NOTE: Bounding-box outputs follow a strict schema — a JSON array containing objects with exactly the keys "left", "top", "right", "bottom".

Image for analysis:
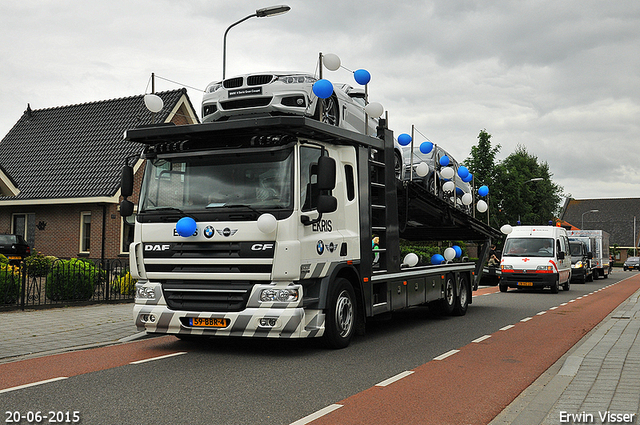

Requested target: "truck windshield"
[
  {"left": 503, "top": 237, "right": 555, "bottom": 257},
  {"left": 140, "top": 147, "right": 293, "bottom": 213}
]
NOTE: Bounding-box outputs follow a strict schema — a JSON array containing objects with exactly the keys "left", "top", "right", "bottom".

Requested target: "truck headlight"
[
  {"left": 260, "top": 288, "right": 299, "bottom": 302},
  {"left": 136, "top": 286, "right": 156, "bottom": 299}
]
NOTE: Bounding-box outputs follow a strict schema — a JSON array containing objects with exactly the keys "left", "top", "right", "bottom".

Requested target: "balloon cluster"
[
  {"left": 312, "top": 53, "right": 384, "bottom": 118},
  {"left": 431, "top": 245, "right": 463, "bottom": 264}
]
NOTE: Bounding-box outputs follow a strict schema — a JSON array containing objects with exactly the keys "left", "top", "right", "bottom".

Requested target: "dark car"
[
  {"left": 0, "top": 234, "right": 30, "bottom": 264},
  {"left": 623, "top": 256, "right": 640, "bottom": 271}
]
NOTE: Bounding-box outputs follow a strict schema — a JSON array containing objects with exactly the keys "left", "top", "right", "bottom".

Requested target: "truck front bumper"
[{"left": 134, "top": 303, "right": 325, "bottom": 339}]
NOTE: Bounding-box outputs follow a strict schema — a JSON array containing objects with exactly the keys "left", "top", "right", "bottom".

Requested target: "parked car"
[
  {"left": 402, "top": 144, "right": 472, "bottom": 213},
  {"left": 201, "top": 72, "right": 404, "bottom": 178},
  {"left": 0, "top": 234, "right": 30, "bottom": 265},
  {"left": 623, "top": 256, "right": 640, "bottom": 271}
]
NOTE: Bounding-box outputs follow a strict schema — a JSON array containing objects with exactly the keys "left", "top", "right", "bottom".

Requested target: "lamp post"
[
  {"left": 223, "top": 5, "right": 290, "bottom": 79},
  {"left": 518, "top": 177, "right": 543, "bottom": 223},
  {"left": 581, "top": 209, "right": 599, "bottom": 230}
]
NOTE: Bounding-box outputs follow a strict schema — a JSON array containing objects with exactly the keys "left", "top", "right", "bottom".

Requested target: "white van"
[{"left": 500, "top": 226, "right": 572, "bottom": 293}]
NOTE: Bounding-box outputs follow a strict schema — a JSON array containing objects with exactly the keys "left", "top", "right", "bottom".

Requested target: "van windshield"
[
  {"left": 570, "top": 243, "right": 584, "bottom": 256},
  {"left": 503, "top": 237, "right": 554, "bottom": 257}
]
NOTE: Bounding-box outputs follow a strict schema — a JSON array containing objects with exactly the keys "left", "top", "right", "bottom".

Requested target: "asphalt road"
[{"left": 0, "top": 273, "right": 634, "bottom": 425}]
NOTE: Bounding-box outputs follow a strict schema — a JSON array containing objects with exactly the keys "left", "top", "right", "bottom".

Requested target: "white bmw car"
[{"left": 202, "top": 72, "right": 404, "bottom": 178}]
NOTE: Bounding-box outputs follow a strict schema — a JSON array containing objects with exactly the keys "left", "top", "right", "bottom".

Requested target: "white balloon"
[
  {"left": 403, "top": 253, "right": 419, "bottom": 267},
  {"left": 477, "top": 200, "right": 488, "bottom": 213},
  {"left": 444, "top": 247, "right": 456, "bottom": 261},
  {"left": 257, "top": 213, "right": 277, "bottom": 234},
  {"left": 144, "top": 94, "right": 164, "bottom": 113},
  {"left": 443, "top": 181, "right": 455, "bottom": 192},
  {"left": 462, "top": 193, "right": 473, "bottom": 205},
  {"left": 500, "top": 224, "right": 513, "bottom": 235},
  {"left": 415, "top": 162, "right": 429, "bottom": 177},
  {"left": 364, "top": 102, "right": 384, "bottom": 117},
  {"left": 440, "top": 167, "right": 454, "bottom": 179},
  {"left": 323, "top": 53, "right": 341, "bottom": 71}
]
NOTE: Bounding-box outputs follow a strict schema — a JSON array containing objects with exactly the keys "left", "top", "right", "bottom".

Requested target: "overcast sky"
[{"left": 2, "top": 0, "right": 639, "bottom": 200}]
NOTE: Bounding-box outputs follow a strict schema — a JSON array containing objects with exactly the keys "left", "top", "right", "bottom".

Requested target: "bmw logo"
[
  {"left": 204, "top": 226, "right": 215, "bottom": 239},
  {"left": 317, "top": 240, "right": 325, "bottom": 255}
]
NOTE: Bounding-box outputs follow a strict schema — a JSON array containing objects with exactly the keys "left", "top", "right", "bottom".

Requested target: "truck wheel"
[
  {"left": 324, "top": 278, "right": 356, "bottom": 349},
  {"left": 438, "top": 274, "right": 457, "bottom": 315},
  {"left": 592, "top": 270, "right": 599, "bottom": 280},
  {"left": 452, "top": 274, "right": 469, "bottom": 316}
]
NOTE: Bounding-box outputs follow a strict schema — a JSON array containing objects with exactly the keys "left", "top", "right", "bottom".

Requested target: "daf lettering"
[
  {"left": 144, "top": 244, "right": 171, "bottom": 252},
  {"left": 251, "top": 243, "right": 274, "bottom": 251}
]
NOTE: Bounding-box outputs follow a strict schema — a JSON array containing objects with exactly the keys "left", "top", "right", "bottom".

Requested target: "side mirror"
[
  {"left": 558, "top": 251, "right": 565, "bottom": 260},
  {"left": 317, "top": 156, "right": 336, "bottom": 191},
  {"left": 317, "top": 194, "right": 337, "bottom": 214},
  {"left": 120, "top": 200, "right": 134, "bottom": 217},
  {"left": 121, "top": 165, "right": 134, "bottom": 198},
  {"left": 587, "top": 252, "right": 593, "bottom": 259}
]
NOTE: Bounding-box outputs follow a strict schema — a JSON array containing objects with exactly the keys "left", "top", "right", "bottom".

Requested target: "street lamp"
[
  {"left": 222, "top": 5, "right": 291, "bottom": 79},
  {"left": 581, "top": 209, "right": 599, "bottom": 230},
  {"left": 518, "top": 177, "right": 543, "bottom": 223}
]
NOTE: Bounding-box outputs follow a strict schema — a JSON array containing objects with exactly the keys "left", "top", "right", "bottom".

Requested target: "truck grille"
[{"left": 162, "top": 280, "right": 254, "bottom": 312}]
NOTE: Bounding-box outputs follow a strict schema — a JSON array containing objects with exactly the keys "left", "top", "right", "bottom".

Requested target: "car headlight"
[
  {"left": 277, "top": 75, "right": 316, "bottom": 84},
  {"left": 574, "top": 261, "right": 583, "bottom": 268},
  {"left": 260, "top": 288, "right": 299, "bottom": 302},
  {"left": 205, "top": 82, "right": 223, "bottom": 93}
]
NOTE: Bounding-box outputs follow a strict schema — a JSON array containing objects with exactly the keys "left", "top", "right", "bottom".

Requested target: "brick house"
[
  {"left": 559, "top": 197, "right": 640, "bottom": 262},
  {"left": 0, "top": 89, "right": 198, "bottom": 261}
]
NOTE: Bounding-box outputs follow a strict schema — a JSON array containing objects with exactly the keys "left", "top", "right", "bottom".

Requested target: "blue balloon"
[
  {"left": 478, "top": 185, "right": 489, "bottom": 197},
  {"left": 462, "top": 172, "right": 473, "bottom": 183},
  {"left": 398, "top": 133, "right": 412, "bottom": 146},
  {"left": 420, "top": 141, "right": 433, "bottom": 154},
  {"left": 312, "top": 79, "right": 334, "bottom": 99},
  {"left": 353, "top": 69, "right": 371, "bottom": 85},
  {"left": 431, "top": 254, "right": 445, "bottom": 265},
  {"left": 176, "top": 217, "right": 197, "bottom": 237},
  {"left": 439, "top": 155, "right": 450, "bottom": 167},
  {"left": 456, "top": 187, "right": 464, "bottom": 196},
  {"left": 452, "top": 245, "right": 462, "bottom": 258},
  {"left": 457, "top": 165, "right": 469, "bottom": 179}
]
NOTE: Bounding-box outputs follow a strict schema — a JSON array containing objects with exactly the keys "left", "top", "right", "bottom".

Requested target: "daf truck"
[{"left": 120, "top": 116, "right": 501, "bottom": 348}]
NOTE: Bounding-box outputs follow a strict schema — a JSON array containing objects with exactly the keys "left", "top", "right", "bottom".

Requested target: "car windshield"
[
  {"left": 140, "top": 147, "right": 294, "bottom": 213},
  {"left": 503, "top": 237, "right": 555, "bottom": 257},
  {"left": 0, "top": 235, "right": 17, "bottom": 244},
  {"left": 626, "top": 257, "right": 639, "bottom": 264},
  {"left": 570, "top": 243, "right": 583, "bottom": 256}
]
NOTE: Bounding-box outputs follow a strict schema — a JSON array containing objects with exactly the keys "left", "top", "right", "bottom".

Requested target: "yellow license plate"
[
  {"left": 189, "top": 317, "right": 229, "bottom": 328},
  {"left": 518, "top": 282, "right": 534, "bottom": 286}
]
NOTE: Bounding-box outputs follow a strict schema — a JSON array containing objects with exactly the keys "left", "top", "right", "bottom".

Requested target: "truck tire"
[
  {"left": 324, "top": 278, "right": 356, "bottom": 349},
  {"left": 438, "top": 274, "right": 457, "bottom": 315},
  {"left": 452, "top": 274, "right": 469, "bottom": 316}
]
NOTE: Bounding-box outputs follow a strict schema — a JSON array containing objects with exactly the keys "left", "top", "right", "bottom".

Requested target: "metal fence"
[{"left": 0, "top": 258, "right": 134, "bottom": 311}]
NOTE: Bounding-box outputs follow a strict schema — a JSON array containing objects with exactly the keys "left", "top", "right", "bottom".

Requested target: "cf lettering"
[{"left": 251, "top": 243, "right": 274, "bottom": 251}]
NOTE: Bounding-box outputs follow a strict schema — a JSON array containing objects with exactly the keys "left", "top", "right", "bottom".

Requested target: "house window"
[
  {"left": 80, "top": 212, "right": 91, "bottom": 253},
  {"left": 11, "top": 214, "right": 27, "bottom": 238}
]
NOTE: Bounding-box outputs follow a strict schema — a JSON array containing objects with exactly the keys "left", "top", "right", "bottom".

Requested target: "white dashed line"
[
  {"left": 472, "top": 335, "right": 492, "bottom": 343},
  {"left": 130, "top": 352, "right": 187, "bottom": 365},
  {"left": 500, "top": 324, "right": 515, "bottom": 331},
  {"left": 376, "top": 371, "right": 415, "bottom": 387},
  {"left": 434, "top": 349, "right": 460, "bottom": 361},
  {"left": 289, "top": 404, "right": 343, "bottom": 425},
  {"left": 0, "top": 377, "right": 68, "bottom": 394}
]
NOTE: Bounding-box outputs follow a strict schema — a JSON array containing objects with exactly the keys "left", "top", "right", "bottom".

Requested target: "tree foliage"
[{"left": 465, "top": 132, "right": 564, "bottom": 229}]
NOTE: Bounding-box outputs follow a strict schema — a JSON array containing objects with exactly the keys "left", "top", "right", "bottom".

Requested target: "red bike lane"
[{"left": 307, "top": 275, "right": 640, "bottom": 425}]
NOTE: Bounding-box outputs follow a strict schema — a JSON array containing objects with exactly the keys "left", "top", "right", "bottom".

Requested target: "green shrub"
[
  {"left": 24, "top": 253, "right": 57, "bottom": 277},
  {"left": 0, "top": 254, "right": 8, "bottom": 266},
  {"left": 111, "top": 271, "right": 137, "bottom": 295},
  {"left": 45, "top": 258, "right": 99, "bottom": 301},
  {"left": 0, "top": 263, "right": 20, "bottom": 304}
]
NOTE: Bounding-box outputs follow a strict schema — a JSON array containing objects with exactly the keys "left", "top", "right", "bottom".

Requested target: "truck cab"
[{"left": 569, "top": 239, "right": 593, "bottom": 283}]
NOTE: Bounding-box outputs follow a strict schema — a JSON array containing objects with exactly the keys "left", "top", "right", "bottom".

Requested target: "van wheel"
[
  {"left": 550, "top": 278, "right": 560, "bottom": 294},
  {"left": 452, "top": 274, "right": 469, "bottom": 316},
  {"left": 563, "top": 280, "right": 570, "bottom": 291},
  {"left": 499, "top": 284, "right": 508, "bottom": 293},
  {"left": 324, "top": 278, "right": 356, "bottom": 349},
  {"left": 438, "top": 274, "right": 457, "bottom": 315}
]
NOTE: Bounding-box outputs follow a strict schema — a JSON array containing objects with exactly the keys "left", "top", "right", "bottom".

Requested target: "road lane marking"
[
  {"left": 130, "top": 351, "right": 187, "bottom": 365},
  {"left": 0, "top": 377, "right": 68, "bottom": 394},
  {"left": 537, "top": 311, "right": 547, "bottom": 315},
  {"left": 521, "top": 317, "right": 533, "bottom": 322},
  {"left": 472, "top": 335, "right": 492, "bottom": 343},
  {"left": 289, "top": 404, "right": 343, "bottom": 425},
  {"left": 434, "top": 349, "right": 460, "bottom": 361},
  {"left": 500, "top": 324, "right": 515, "bottom": 331},
  {"left": 375, "top": 371, "right": 414, "bottom": 387}
]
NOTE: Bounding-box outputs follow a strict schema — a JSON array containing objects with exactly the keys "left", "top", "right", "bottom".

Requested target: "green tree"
[
  {"left": 492, "top": 145, "right": 563, "bottom": 227},
  {"left": 464, "top": 129, "right": 501, "bottom": 188}
]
